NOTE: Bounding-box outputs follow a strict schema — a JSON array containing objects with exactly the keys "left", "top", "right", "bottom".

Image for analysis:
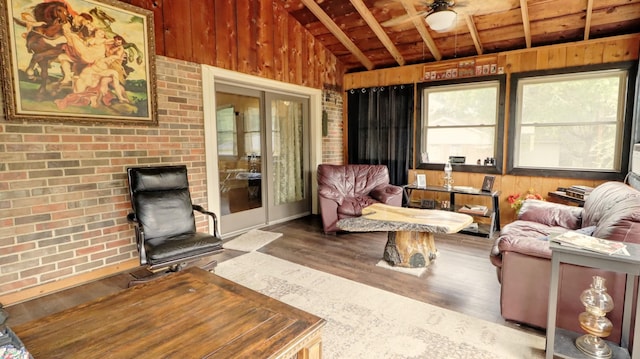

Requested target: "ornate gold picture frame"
[{"left": 0, "top": 0, "right": 157, "bottom": 124}]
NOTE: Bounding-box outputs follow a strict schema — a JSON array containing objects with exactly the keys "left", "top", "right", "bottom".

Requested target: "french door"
[{"left": 214, "top": 84, "right": 310, "bottom": 234}]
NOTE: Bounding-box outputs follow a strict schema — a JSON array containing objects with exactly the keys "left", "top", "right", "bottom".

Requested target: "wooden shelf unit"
[{"left": 403, "top": 185, "right": 501, "bottom": 238}]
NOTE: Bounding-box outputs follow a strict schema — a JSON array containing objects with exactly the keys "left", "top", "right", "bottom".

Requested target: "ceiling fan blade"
[
  {"left": 380, "top": 11, "right": 428, "bottom": 27},
  {"left": 374, "top": 0, "right": 427, "bottom": 10},
  {"left": 453, "top": 0, "right": 520, "bottom": 15}
]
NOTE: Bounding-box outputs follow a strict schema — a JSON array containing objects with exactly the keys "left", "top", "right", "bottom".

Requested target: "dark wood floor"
[{"left": 5, "top": 215, "right": 543, "bottom": 337}]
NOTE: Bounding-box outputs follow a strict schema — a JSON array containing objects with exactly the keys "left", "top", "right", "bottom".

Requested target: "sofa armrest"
[
  {"left": 497, "top": 235, "right": 552, "bottom": 260},
  {"left": 370, "top": 184, "right": 403, "bottom": 204},
  {"left": 518, "top": 199, "right": 583, "bottom": 229}
]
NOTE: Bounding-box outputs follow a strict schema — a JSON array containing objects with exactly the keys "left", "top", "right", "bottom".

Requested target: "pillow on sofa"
[{"left": 519, "top": 200, "right": 583, "bottom": 229}]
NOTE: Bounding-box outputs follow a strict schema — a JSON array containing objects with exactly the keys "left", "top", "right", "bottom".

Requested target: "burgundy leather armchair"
[
  {"left": 317, "top": 164, "right": 403, "bottom": 234},
  {"left": 490, "top": 181, "right": 640, "bottom": 344}
]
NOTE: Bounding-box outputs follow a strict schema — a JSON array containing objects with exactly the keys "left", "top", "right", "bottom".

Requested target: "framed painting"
[{"left": 0, "top": 0, "right": 157, "bottom": 125}]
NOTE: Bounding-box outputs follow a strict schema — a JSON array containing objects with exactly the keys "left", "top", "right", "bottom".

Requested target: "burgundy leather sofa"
[
  {"left": 490, "top": 181, "right": 640, "bottom": 344},
  {"left": 317, "top": 164, "right": 403, "bottom": 234}
]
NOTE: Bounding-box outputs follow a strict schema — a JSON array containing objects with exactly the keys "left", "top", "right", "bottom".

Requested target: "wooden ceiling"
[{"left": 276, "top": 0, "right": 640, "bottom": 73}]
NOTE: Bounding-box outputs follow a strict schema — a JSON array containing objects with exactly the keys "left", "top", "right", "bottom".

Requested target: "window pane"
[
  {"left": 217, "top": 132, "right": 236, "bottom": 156},
  {"left": 245, "top": 108, "right": 260, "bottom": 131},
  {"left": 216, "top": 106, "right": 237, "bottom": 156},
  {"left": 428, "top": 86, "right": 498, "bottom": 126},
  {"left": 244, "top": 133, "right": 261, "bottom": 154},
  {"left": 517, "top": 124, "right": 618, "bottom": 170},
  {"left": 421, "top": 80, "right": 500, "bottom": 166},
  {"left": 521, "top": 75, "right": 621, "bottom": 125},
  {"left": 426, "top": 127, "right": 495, "bottom": 164},
  {"left": 513, "top": 69, "right": 626, "bottom": 172},
  {"left": 216, "top": 107, "right": 235, "bottom": 131}
]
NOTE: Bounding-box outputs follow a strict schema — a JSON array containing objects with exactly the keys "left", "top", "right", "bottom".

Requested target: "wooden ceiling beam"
[
  {"left": 584, "top": 0, "right": 594, "bottom": 40},
  {"left": 519, "top": 0, "right": 532, "bottom": 48},
  {"left": 299, "top": 0, "right": 375, "bottom": 70},
  {"left": 464, "top": 14, "right": 483, "bottom": 55},
  {"left": 350, "top": 0, "right": 406, "bottom": 66},
  {"left": 399, "top": 0, "right": 442, "bottom": 61}
]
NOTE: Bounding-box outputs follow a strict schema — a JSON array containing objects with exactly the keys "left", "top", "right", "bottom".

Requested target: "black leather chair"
[{"left": 126, "top": 165, "right": 223, "bottom": 278}]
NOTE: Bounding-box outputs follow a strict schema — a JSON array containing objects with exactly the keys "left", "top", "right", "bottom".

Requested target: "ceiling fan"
[
  {"left": 378, "top": 0, "right": 464, "bottom": 32},
  {"left": 379, "top": 0, "right": 518, "bottom": 32}
]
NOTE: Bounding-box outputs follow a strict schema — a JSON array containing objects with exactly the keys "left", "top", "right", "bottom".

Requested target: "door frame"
[{"left": 201, "top": 65, "right": 322, "bottom": 237}]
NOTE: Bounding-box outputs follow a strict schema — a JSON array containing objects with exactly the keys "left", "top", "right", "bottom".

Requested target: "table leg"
[{"left": 383, "top": 231, "right": 437, "bottom": 268}]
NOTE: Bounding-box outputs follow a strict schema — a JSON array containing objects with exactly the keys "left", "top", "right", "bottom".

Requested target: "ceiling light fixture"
[{"left": 425, "top": 6, "right": 457, "bottom": 32}]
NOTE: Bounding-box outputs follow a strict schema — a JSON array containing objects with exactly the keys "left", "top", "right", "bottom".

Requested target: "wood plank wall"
[
  {"left": 122, "top": 0, "right": 343, "bottom": 88},
  {"left": 343, "top": 34, "right": 640, "bottom": 226}
]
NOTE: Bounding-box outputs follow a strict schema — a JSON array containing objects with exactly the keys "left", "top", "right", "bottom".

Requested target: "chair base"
[{"left": 128, "top": 259, "right": 218, "bottom": 287}]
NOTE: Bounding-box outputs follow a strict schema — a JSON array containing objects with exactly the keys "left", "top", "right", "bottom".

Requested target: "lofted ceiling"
[{"left": 276, "top": 0, "right": 640, "bottom": 73}]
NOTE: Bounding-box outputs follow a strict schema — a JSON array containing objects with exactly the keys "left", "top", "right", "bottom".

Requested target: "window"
[
  {"left": 216, "top": 106, "right": 237, "bottom": 156},
  {"left": 418, "top": 76, "right": 505, "bottom": 173},
  {"left": 509, "top": 63, "right": 636, "bottom": 179},
  {"left": 244, "top": 107, "right": 261, "bottom": 156}
]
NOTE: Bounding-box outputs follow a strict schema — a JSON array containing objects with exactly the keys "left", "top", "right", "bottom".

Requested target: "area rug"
[
  {"left": 222, "top": 229, "right": 283, "bottom": 252},
  {"left": 375, "top": 259, "right": 427, "bottom": 277},
  {"left": 216, "top": 252, "right": 545, "bottom": 359}
]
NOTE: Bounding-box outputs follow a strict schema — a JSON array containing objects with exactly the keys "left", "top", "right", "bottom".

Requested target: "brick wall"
[
  {"left": 0, "top": 56, "right": 213, "bottom": 297},
  {"left": 0, "top": 56, "right": 344, "bottom": 299},
  {"left": 321, "top": 89, "right": 344, "bottom": 165}
]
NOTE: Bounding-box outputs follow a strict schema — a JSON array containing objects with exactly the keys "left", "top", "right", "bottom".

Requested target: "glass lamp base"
[{"left": 576, "top": 334, "right": 612, "bottom": 359}]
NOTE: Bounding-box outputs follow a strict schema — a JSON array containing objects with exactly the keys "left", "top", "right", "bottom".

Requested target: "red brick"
[
  {"left": 76, "top": 244, "right": 105, "bottom": 256},
  {"left": 0, "top": 243, "right": 36, "bottom": 255},
  {"left": 0, "top": 277, "right": 38, "bottom": 292},
  {"left": 32, "top": 203, "right": 67, "bottom": 214}
]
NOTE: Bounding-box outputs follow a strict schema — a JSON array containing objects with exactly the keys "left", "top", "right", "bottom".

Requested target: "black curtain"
[{"left": 347, "top": 85, "right": 414, "bottom": 185}]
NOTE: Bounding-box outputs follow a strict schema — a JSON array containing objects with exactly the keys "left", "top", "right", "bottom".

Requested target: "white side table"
[{"left": 546, "top": 241, "right": 640, "bottom": 359}]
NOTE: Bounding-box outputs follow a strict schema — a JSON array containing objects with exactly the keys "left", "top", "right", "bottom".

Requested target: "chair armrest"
[
  {"left": 127, "top": 212, "right": 148, "bottom": 265},
  {"left": 193, "top": 204, "right": 216, "bottom": 219},
  {"left": 370, "top": 184, "right": 403, "bottom": 203},
  {"left": 518, "top": 199, "right": 583, "bottom": 229},
  {"left": 127, "top": 212, "right": 138, "bottom": 223},
  {"left": 192, "top": 205, "right": 222, "bottom": 238}
]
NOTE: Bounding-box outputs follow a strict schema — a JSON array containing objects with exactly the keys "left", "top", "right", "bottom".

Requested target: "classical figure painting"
[{"left": 0, "top": 0, "right": 157, "bottom": 124}]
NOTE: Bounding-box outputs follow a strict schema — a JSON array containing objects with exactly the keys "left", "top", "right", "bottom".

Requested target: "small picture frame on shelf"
[
  {"left": 420, "top": 199, "right": 435, "bottom": 209},
  {"left": 416, "top": 174, "right": 427, "bottom": 188},
  {"left": 481, "top": 175, "right": 495, "bottom": 192}
]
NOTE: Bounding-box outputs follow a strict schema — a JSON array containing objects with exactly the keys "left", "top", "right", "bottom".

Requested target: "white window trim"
[{"left": 201, "top": 65, "right": 323, "bottom": 232}]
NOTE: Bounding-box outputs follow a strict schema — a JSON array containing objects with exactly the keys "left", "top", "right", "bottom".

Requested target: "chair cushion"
[{"left": 145, "top": 232, "right": 223, "bottom": 264}]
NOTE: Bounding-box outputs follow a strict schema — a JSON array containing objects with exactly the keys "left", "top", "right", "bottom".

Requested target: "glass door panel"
[
  {"left": 215, "top": 85, "right": 265, "bottom": 233},
  {"left": 266, "top": 94, "right": 310, "bottom": 221}
]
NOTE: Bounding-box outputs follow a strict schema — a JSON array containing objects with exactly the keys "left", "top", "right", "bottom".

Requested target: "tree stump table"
[{"left": 337, "top": 203, "right": 474, "bottom": 268}]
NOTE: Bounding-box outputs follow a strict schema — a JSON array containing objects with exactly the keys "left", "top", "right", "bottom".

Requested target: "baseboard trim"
[{"left": 0, "top": 259, "right": 139, "bottom": 306}]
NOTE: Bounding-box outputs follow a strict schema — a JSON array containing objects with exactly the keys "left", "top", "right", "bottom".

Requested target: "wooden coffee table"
[
  {"left": 12, "top": 267, "right": 326, "bottom": 359},
  {"left": 338, "top": 203, "right": 474, "bottom": 268}
]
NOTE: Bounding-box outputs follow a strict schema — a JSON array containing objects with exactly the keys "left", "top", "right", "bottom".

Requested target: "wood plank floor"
[{"left": 5, "top": 215, "right": 543, "bottom": 337}]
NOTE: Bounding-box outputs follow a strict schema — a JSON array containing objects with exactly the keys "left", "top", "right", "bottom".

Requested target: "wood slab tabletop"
[{"left": 338, "top": 203, "right": 474, "bottom": 233}]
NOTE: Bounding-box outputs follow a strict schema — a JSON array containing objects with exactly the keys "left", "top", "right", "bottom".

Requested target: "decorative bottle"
[{"left": 443, "top": 160, "right": 453, "bottom": 189}]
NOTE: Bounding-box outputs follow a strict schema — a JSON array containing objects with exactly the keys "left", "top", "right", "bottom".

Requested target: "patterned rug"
[
  {"left": 222, "top": 229, "right": 283, "bottom": 252},
  {"left": 375, "top": 259, "right": 427, "bottom": 277},
  {"left": 216, "top": 252, "right": 546, "bottom": 359}
]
